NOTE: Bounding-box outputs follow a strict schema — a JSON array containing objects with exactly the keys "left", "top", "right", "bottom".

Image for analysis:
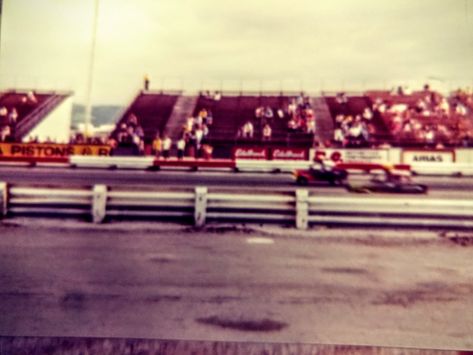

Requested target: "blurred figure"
[
  {"left": 152, "top": 134, "right": 162, "bottom": 157},
  {"left": 162, "top": 135, "right": 171, "bottom": 159}
]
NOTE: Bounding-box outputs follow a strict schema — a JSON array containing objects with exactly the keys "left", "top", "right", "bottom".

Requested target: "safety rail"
[{"left": 1, "top": 182, "right": 473, "bottom": 229}]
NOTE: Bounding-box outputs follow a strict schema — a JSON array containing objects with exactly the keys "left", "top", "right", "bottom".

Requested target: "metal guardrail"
[{"left": 1, "top": 183, "right": 473, "bottom": 229}]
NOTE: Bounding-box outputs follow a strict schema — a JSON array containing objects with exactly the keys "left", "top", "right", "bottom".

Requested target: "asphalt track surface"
[
  {"left": 0, "top": 220, "right": 472, "bottom": 350},
  {"left": 0, "top": 166, "right": 472, "bottom": 198}
]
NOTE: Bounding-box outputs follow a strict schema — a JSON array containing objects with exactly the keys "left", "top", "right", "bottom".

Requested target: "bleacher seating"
[
  {"left": 113, "top": 91, "right": 180, "bottom": 145},
  {"left": 0, "top": 90, "right": 69, "bottom": 141},
  {"left": 324, "top": 94, "right": 391, "bottom": 144},
  {"left": 192, "top": 92, "right": 314, "bottom": 158}
]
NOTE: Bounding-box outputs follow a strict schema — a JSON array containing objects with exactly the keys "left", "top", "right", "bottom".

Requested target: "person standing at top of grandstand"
[
  {"left": 177, "top": 137, "right": 186, "bottom": 159},
  {"left": 162, "top": 135, "right": 172, "bottom": 159},
  {"left": 144, "top": 75, "right": 150, "bottom": 91},
  {"left": 152, "top": 134, "right": 162, "bottom": 157},
  {"left": 27, "top": 91, "right": 38, "bottom": 104}
]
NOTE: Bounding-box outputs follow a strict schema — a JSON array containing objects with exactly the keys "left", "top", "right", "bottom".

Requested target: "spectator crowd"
[
  {"left": 238, "top": 93, "right": 317, "bottom": 142},
  {"left": 331, "top": 85, "right": 473, "bottom": 148}
]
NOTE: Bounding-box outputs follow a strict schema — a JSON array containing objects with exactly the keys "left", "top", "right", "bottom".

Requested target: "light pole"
[{"left": 84, "top": 0, "right": 100, "bottom": 138}]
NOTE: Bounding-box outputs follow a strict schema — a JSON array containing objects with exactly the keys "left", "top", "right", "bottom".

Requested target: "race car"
[
  {"left": 346, "top": 171, "right": 428, "bottom": 194},
  {"left": 293, "top": 161, "right": 348, "bottom": 186}
]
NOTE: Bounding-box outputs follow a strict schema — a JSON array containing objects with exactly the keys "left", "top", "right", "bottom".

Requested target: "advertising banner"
[
  {"left": 311, "top": 148, "right": 389, "bottom": 163},
  {"left": 402, "top": 150, "right": 455, "bottom": 164},
  {"left": 271, "top": 148, "right": 308, "bottom": 160},
  {"left": 233, "top": 147, "right": 268, "bottom": 160},
  {"left": 0, "top": 143, "right": 111, "bottom": 158}
]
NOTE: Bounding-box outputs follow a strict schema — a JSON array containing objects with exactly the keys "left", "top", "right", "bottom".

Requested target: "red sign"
[
  {"left": 233, "top": 147, "right": 268, "bottom": 160},
  {"left": 271, "top": 148, "right": 308, "bottom": 160}
]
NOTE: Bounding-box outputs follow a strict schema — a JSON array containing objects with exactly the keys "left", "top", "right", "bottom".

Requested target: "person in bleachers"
[
  {"left": 455, "top": 103, "right": 467, "bottom": 116},
  {"left": 127, "top": 113, "right": 138, "bottom": 128},
  {"left": 162, "top": 135, "right": 172, "bottom": 158},
  {"left": 287, "top": 117, "right": 298, "bottom": 132},
  {"left": 202, "top": 123, "right": 209, "bottom": 138},
  {"left": 8, "top": 108, "right": 18, "bottom": 126},
  {"left": 27, "top": 91, "right": 38, "bottom": 104},
  {"left": 287, "top": 99, "right": 297, "bottom": 117},
  {"left": 255, "top": 106, "right": 264, "bottom": 119},
  {"left": 0, "top": 106, "right": 7, "bottom": 121},
  {"left": 335, "top": 92, "right": 348, "bottom": 105},
  {"left": 144, "top": 75, "right": 150, "bottom": 91},
  {"left": 333, "top": 127, "right": 345, "bottom": 147},
  {"left": 262, "top": 123, "right": 272, "bottom": 141},
  {"left": 263, "top": 106, "right": 274, "bottom": 123},
  {"left": 213, "top": 91, "right": 221, "bottom": 101},
  {"left": 186, "top": 116, "right": 194, "bottom": 132},
  {"left": 241, "top": 121, "right": 254, "bottom": 139},
  {"left": 306, "top": 118, "right": 316, "bottom": 134},
  {"left": 362, "top": 107, "right": 373, "bottom": 121},
  {"left": 198, "top": 108, "right": 208, "bottom": 124},
  {"left": 152, "top": 134, "right": 162, "bottom": 157},
  {"left": 277, "top": 109, "right": 285, "bottom": 119},
  {"left": 177, "top": 137, "right": 186, "bottom": 159},
  {"left": 0, "top": 125, "right": 10, "bottom": 142},
  {"left": 135, "top": 125, "right": 144, "bottom": 141},
  {"left": 195, "top": 125, "right": 204, "bottom": 151},
  {"left": 205, "top": 109, "right": 213, "bottom": 126},
  {"left": 425, "top": 126, "right": 436, "bottom": 147}
]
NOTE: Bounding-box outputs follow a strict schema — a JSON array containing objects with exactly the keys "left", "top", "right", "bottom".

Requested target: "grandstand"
[
  {"left": 2, "top": 85, "right": 473, "bottom": 157},
  {"left": 103, "top": 86, "right": 472, "bottom": 158},
  {"left": 0, "top": 90, "right": 73, "bottom": 143},
  {"left": 109, "top": 90, "right": 181, "bottom": 155}
]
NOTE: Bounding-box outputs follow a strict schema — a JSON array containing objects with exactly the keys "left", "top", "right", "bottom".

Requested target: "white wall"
[{"left": 23, "top": 95, "right": 73, "bottom": 143}]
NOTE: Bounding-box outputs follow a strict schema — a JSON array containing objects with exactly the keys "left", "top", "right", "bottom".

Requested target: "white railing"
[{"left": 1, "top": 183, "right": 472, "bottom": 229}]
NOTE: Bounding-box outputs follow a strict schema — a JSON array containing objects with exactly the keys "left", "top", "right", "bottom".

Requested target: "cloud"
[{"left": 1, "top": 0, "right": 472, "bottom": 103}]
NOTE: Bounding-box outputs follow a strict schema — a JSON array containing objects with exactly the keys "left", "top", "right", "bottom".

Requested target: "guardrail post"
[
  {"left": 194, "top": 186, "right": 207, "bottom": 228},
  {"left": 296, "top": 189, "right": 309, "bottom": 230},
  {"left": 0, "top": 182, "right": 7, "bottom": 218},
  {"left": 92, "top": 184, "right": 107, "bottom": 223}
]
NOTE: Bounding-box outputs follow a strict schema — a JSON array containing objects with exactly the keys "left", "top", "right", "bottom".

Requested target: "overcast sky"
[{"left": 0, "top": 0, "right": 472, "bottom": 104}]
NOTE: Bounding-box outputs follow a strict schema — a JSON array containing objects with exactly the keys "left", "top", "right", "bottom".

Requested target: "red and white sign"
[
  {"left": 402, "top": 150, "right": 455, "bottom": 164},
  {"left": 271, "top": 148, "right": 308, "bottom": 160},
  {"left": 233, "top": 147, "right": 268, "bottom": 160},
  {"left": 311, "top": 149, "right": 389, "bottom": 163}
]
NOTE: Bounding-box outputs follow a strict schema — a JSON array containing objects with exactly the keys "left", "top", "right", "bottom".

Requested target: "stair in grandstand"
[
  {"left": 0, "top": 90, "right": 72, "bottom": 141},
  {"left": 15, "top": 93, "right": 72, "bottom": 140},
  {"left": 311, "top": 96, "right": 334, "bottom": 145},
  {"left": 112, "top": 90, "right": 181, "bottom": 144},
  {"left": 164, "top": 95, "right": 198, "bottom": 141}
]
